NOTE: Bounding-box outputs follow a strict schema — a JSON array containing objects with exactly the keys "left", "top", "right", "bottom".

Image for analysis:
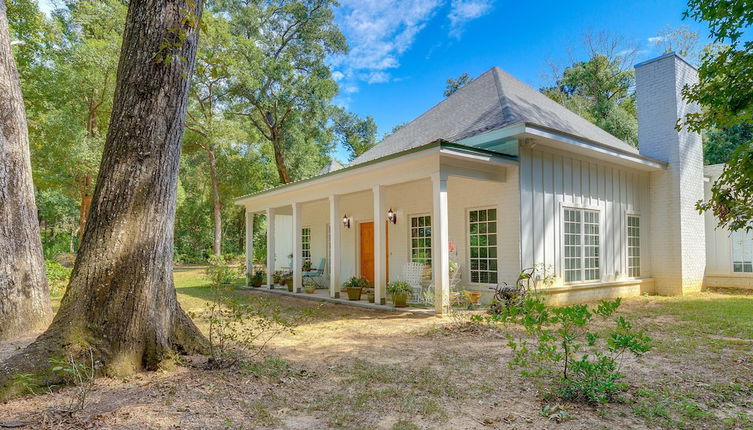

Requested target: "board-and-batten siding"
[{"left": 519, "top": 146, "right": 651, "bottom": 283}]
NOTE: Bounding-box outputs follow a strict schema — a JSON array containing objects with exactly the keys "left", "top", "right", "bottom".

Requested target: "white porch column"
[
  {"left": 373, "top": 185, "right": 386, "bottom": 305},
  {"left": 266, "top": 207, "right": 276, "bottom": 288},
  {"left": 245, "top": 209, "right": 254, "bottom": 286},
  {"left": 292, "top": 202, "right": 302, "bottom": 293},
  {"left": 432, "top": 173, "right": 450, "bottom": 314},
  {"left": 329, "top": 195, "right": 341, "bottom": 298}
]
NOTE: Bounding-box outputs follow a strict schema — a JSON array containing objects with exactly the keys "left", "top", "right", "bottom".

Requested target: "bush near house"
[{"left": 475, "top": 295, "right": 652, "bottom": 404}]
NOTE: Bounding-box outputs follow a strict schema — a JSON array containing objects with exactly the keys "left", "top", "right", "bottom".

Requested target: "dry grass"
[{"left": 1, "top": 267, "right": 752, "bottom": 429}]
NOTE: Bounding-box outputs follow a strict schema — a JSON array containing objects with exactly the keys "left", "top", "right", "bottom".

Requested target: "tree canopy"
[{"left": 684, "top": 0, "right": 753, "bottom": 231}]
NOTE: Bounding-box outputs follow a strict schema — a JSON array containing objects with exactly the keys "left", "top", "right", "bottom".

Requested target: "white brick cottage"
[{"left": 235, "top": 53, "right": 753, "bottom": 314}]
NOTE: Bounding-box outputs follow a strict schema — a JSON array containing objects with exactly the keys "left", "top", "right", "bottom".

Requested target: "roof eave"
[
  {"left": 522, "top": 123, "right": 667, "bottom": 170},
  {"left": 234, "top": 140, "right": 519, "bottom": 205}
]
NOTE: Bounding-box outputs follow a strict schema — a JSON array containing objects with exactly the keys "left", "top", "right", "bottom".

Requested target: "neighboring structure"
[
  {"left": 703, "top": 164, "right": 753, "bottom": 289},
  {"left": 236, "top": 53, "right": 753, "bottom": 314}
]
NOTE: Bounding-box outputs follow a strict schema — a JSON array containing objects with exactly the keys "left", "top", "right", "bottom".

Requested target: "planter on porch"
[
  {"left": 304, "top": 284, "right": 317, "bottom": 294},
  {"left": 387, "top": 281, "right": 412, "bottom": 308},
  {"left": 391, "top": 292, "right": 408, "bottom": 307},
  {"left": 343, "top": 276, "right": 369, "bottom": 301},
  {"left": 346, "top": 287, "right": 363, "bottom": 300}
]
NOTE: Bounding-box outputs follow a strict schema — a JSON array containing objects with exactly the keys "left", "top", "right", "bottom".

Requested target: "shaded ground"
[{"left": 1, "top": 267, "right": 752, "bottom": 429}]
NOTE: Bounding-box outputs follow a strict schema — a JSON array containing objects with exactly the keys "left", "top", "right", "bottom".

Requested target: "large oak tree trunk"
[
  {"left": 0, "top": 0, "right": 206, "bottom": 393},
  {"left": 0, "top": 0, "right": 51, "bottom": 340},
  {"left": 271, "top": 136, "right": 291, "bottom": 184},
  {"left": 208, "top": 147, "right": 222, "bottom": 255}
]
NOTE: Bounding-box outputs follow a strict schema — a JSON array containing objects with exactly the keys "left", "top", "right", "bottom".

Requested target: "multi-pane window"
[
  {"left": 563, "top": 208, "right": 600, "bottom": 283},
  {"left": 301, "top": 227, "right": 311, "bottom": 263},
  {"left": 410, "top": 215, "right": 432, "bottom": 267},
  {"left": 469, "top": 208, "right": 498, "bottom": 284},
  {"left": 732, "top": 230, "right": 753, "bottom": 273},
  {"left": 627, "top": 215, "right": 641, "bottom": 277}
]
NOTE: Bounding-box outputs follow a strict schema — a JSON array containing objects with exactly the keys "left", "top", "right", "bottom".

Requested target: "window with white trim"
[
  {"left": 563, "top": 208, "right": 600, "bottom": 283},
  {"left": 469, "top": 208, "right": 498, "bottom": 284},
  {"left": 301, "top": 227, "right": 311, "bottom": 263},
  {"left": 410, "top": 215, "right": 432, "bottom": 267},
  {"left": 732, "top": 230, "right": 753, "bottom": 273},
  {"left": 627, "top": 215, "right": 640, "bottom": 277}
]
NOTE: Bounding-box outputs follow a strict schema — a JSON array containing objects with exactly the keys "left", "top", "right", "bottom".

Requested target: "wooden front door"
[{"left": 360, "top": 222, "right": 374, "bottom": 283}]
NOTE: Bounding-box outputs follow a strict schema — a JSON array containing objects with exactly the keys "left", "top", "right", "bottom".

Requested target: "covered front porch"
[{"left": 239, "top": 142, "right": 520, "bottom": 314}]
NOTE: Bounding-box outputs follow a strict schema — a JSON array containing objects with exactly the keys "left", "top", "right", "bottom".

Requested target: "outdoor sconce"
[
  {"left": 386, "top": 208, "right": 397, "bottom": 224},
  {"left": 342, "top": 214, "right": 351, "bottom": 229}
]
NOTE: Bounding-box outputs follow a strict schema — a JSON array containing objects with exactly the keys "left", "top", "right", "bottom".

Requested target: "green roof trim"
[{"left": 234, "top": 139, "right": 518, "bottom": 203}]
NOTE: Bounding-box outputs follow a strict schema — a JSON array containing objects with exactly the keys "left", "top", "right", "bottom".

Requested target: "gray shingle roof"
[
  {"left": 350, "top": 67, "right": 637, "bottom": 166},
  {"left": 317, "top": 159, "right": 344, "bottom": 175}
]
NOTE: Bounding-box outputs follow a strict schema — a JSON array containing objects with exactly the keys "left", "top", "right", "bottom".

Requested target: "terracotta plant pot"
[
  {"left": 346, "top": 287, "right": 363, "bottom": 300},
  {"left": 392, "top": 292, "right": 408, "bottom": 308},
  {"left": 466, "top": 291, "right": 482, "bottom": 304},
  {"left": 304, "top": 285, "right": 317, "bottom": 294}
]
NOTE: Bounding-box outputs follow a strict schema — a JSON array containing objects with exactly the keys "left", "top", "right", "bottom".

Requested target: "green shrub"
[
  {"left": 45, "top": 260, "right": 72, "bottom": 296},
  {"left": 387, "top": 281, "right": 412, "bottom": 295},
  {"left": 202, "top": 285, "right": 297, "bottom": 368},
  {"left": 205, "top": 254, "right": 240, "bottom": 286},
  {"left": 343, "top": 276, "right": 369, "bottom": 289},
  {"left": 478, "top": 295, "right": 651, "bottom": 404}
]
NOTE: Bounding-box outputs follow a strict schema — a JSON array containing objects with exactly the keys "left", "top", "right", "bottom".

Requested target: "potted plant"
[
  {"left": 302, "top": 259, "right": 312, "bottom": 272},
  {"left": 276, "top": 271, "right": 293, "bottom": 291},
  {"left": 462, "top": 290, "right": 482, "bottom": 305},
  {"left": 303, "top": 283, "right": 317, "bottom": 294},
  {"left": 343, "top": 276, "right": 368, "bottom": 300},
  {"left": 366, "top": 287, "right": 375, "bottom": 303},
  {"left": 249, "top": 270, "right": 264, "bottom": 288},
  {"left": 272, "top": 271, "right": 283, "bottom": 288},
  {"left": 387, "top": 281, "right": 412, "bottom": 308}
]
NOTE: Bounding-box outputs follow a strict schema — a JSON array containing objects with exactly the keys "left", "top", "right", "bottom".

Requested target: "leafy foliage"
[
  {"left": 704, "top": 123, "right": 753, "bottom": 165},
  {"left": 684, "top": 0, "right": 753, "bottom": 231},
  {"left": 202, "top": 258, "right": 298, "bottom": 368},
  {"left": 444, "top": 72, "right": 470, "bottom": 97},
  {"left": 543, "top": 53, "right": 637, "bottom": 147},
  {"left": 331, "top": 107, "right": 377, "bottom": 160},
  {"left": 224, "top": 0, "right": 346, "bottom": 184},
  {"left": 477, "top": 296, "right": 651, "bottom": 404},
  {"left": 343, "top": 276, "right": 369, "bottom": 289},
  {"left": 49, "top": 347, "right": 99, "bottom": 412}
]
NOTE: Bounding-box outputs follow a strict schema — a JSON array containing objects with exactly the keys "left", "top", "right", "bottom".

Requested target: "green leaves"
[
  {"left": 490, "top": 295, "right": 651, "bottom": 404},
  {"left": 684, "top": 0, "right": 753, "bottom": 231},
  {"left": 542, "top": 52, "right": 638, "bottom": 147}
]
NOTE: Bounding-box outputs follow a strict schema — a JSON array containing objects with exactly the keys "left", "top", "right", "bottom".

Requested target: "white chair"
[{"left": 401, "top": 262, "right": 425, "bottom": 304}]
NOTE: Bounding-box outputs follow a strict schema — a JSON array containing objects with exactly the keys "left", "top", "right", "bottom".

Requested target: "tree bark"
[
  {"left": 1, "top": 0, "right": 206, "bottom": 394},
  {"left": 207, "top": 147, "right": 222, "bottom": 255},
  {"left": 0, "top": 0, "right": 52, "bottom": 340},
  {"left": 78, "top": 175, "right": 93, "bottom": 242},
  {"left": 271, "top": 136, "right": 291, "bottom": 184}
]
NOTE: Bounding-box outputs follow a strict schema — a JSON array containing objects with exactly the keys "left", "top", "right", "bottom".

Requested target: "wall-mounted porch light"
[
  {"left": 342, "top": 214, "right": 351, "bottom": 229},
  {"left": 386, "top": 208, "right": 397, "bottom": 224}
]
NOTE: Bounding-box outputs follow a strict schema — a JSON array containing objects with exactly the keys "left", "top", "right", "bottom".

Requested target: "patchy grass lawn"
[{"left": 1, "top": 267, "right": 752, "bottom": 429}]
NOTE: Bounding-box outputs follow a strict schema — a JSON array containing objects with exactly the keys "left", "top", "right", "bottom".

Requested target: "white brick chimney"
[{"left": 635, "top": 53, "right": 705, "bottom": 295}]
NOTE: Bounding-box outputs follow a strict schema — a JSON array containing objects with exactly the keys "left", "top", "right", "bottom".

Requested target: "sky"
[{"left": 37, "top": 0, "right": 713, "bottom": 161}]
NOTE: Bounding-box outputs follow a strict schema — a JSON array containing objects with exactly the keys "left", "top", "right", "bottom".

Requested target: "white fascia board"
[
  {"left": 524, "top": 124, "right": 667, "bottom": 171},
  {"left": 439, "top": 146, "right": 519, "bottom": 167}
]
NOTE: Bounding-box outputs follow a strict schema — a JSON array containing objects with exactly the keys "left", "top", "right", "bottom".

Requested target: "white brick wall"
[{"left": 636, "top": 53, "right": 705, "bottom": 295}]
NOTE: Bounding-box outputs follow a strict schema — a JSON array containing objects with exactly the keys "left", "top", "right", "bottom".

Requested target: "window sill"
[{"left": 549, "top": 278, "right": 653, "bottom": 293}]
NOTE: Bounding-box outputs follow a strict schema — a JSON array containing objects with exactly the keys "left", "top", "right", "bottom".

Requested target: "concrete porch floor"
[{"left": 239, "top": 285, "right": 436, "bottom": 315}]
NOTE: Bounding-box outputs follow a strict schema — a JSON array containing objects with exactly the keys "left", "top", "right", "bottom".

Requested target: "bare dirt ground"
[{"left": 1, "top": 284, "right": 752, "bottom": 429}]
